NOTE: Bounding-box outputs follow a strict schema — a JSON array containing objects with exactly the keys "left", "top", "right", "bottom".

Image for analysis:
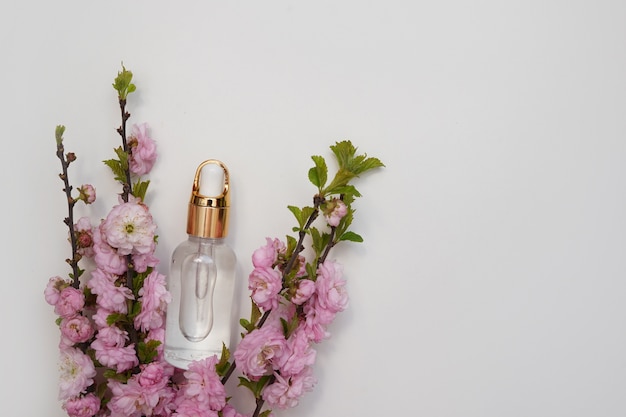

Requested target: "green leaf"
[
  {"left": 250, "top": 299, "right": 262, "bottom": 326},
  {"left": 114, "top": 146, "right": 129, "bottom": 171},
  {"left": 103, "top": 369, "right": 130, "bottom": 382},
  {"left": 322, "top": 168, "right": 356, "bottom": 196},
  {"left": 305, "top": 262, "right": 317, "bottom": 280},
  {"left": 322, "top": 140, "right": 384, "bottom": 196},
  {"left": 339, "top": 231, "right": 363, "bottom": 243},
  {"left": 354, "top": 155, "right": 385, "bottom": 175},
  {"left": 103, "top": 159, "right": 126, "bottom": 183},
  {"left": 330, "top": 140, "right": 385, "bottom": 175},
  {"left": 286, "top": 235, "right": 297, "bottom": 256},
  {"left": 288, "top": 205, "right": 316, "bottom": 230},
  {"left": 132, "top": 180, "right": 150, "bottom": 201},
  {"left": 238, "top": 374, "right": 272, "bottom": 398},
  {"left": 310, "top": 227, "right": 330, "bottom": 258},
  {"left": 106, "top": 312, "right": 127, "bottom": 326},
  {"left": 239, "top": 318, "right": 255, "bottom": 333},
  {"left": 259, "top": 411, "right": 273, "bottom": 417},
  {"left": 215, "top": 343, "right": 231, "bottom": 377},
  {"left": 308, "top": 155, "right": 328, "bottom": 190},
  {"left": 55, "top": 125, "right": 65, "bottom": 145},
  {"left": 112, "top": 64, "right": 135, "bottom": 100},
  {"left": 287, "top": 205, "right": 303, "bottom": 227},
  {"left": 137, "top": 339, "right": 161, "bottom": 363}
]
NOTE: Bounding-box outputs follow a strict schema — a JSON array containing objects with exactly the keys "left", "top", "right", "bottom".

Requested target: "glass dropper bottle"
[{"left": 164, "top": 160, "right": 237, "bottom": 369}]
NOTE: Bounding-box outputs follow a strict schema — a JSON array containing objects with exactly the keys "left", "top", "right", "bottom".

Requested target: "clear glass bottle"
[{"left": 164, "top": 160, "right": 237, "bottom": 369}]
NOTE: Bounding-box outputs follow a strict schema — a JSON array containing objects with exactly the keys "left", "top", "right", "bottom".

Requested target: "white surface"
[{"left": 2, "top": 1, "right": 626, "bottom": 416}]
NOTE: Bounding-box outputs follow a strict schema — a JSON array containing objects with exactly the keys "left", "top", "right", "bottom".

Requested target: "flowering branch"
[
  {"left": 112, "top": 64, "right": 136, "bottom": 203},
  {"left": 229, "top": 141, "right": 383, "bottom": 417},
  {"left": 45, "top": 65, "right": 383, "bottom": 417}
]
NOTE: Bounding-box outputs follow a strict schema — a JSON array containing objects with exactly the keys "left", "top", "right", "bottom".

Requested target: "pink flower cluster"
[
  {"left": 128, "top": 122, "right": 157, "bottom": 176},
  {"left": 47, "top": 104, "right": 361, "bottom": 417},
  {"left": 237, "top": 237, "right": 349, "bottom": 409},
  {"left": 45, "top": 124, "right": 180, "bottom": 417}
]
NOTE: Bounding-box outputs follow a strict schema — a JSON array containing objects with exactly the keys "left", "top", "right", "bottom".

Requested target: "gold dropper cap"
[{"left": 186, "top": 159, "right": 230, "bottom": 238}]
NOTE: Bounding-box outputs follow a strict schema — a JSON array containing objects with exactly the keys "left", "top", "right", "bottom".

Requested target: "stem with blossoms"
[
  {"left": 46, "top": 65, "right": 384, "bottom": 417},
  {"left": 225, "top": 142, "right": 384, "bottom": 417},
  {"left": 112, "top": 70, "right": 140, "bottom": 348}
]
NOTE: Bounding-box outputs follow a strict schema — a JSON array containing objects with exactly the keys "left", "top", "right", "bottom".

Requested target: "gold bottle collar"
[{"left": 186, "top": 159, "right": 230, "bottom": 239}]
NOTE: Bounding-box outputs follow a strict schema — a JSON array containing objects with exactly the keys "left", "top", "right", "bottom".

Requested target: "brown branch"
[
  {"left": 117, "top": 98, "right": 132, "bottom": 203},
  {"left": 56, "top": 141, "right": 81, "bottom": 288}
]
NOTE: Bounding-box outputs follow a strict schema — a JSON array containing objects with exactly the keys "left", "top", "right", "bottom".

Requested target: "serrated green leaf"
[
  {"left": 215, "top": 343, "right": 231, "bottom": 376},
  {"left": 240, "top": 318, "right": 255, "bottom": 333},
  {"left": 250, "top": 299, "right": 262, "bottom": 325},
  {"left": 339, "top": 231, "right": 363, "bottom": 243},
  {"left": 305, "top": 262, "right": 317, "bottom": 280},
  {"left": 330, "top": 140, "right": 356, "bottom": 169},
  {"left": 55, "top": 125, "right": 65, "bottom": 145},
  {"left": 308, "top": 155, "right": 328, "bottom": 190},
  {"left": 238, "top": 375, "right": 272, "bottom": 398},
  {"left": 288, "top": 205, "right": 316, "bottom": 230},
  {"left": 106, "top": 312, "right": 126, "bottom": 326},
  {"left": 327, "top": 184, "right": 361, "bottom": 198},
  {"left": 137, "top": 339, "right": 161, "bottom": 363},
  {"left": 103, "top": 159, "right": 126, "bottom": 183},
  {"left": 287, "top": 205, "right": 303, "bottom": 228},
  {"left": 354, "top": 156, "right": 385, "bottom": 175},
  {"left": 113, "top": 64, "right": 135, "bottom": 100},
  {"left": 132, "top": 180, "right": 150, "bottom": 201},
  {"left": 114, "top": 146, "right": 129, "bottom": 171}
]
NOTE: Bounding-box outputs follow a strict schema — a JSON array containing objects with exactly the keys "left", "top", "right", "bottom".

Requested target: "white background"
[{"left": 2, "top": 1, "right": 626, "bottom": 416}]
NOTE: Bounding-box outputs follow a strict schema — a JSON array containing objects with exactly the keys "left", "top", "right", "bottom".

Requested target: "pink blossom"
[
  {"left": 92, "top": 225, "right": 127, "bottom": 275},
  {"left": 221, "top": 404, "right": 248, "bottom": 417},
  {"left": 134, "top": 269, "right": 171, "bottom": 332},
  {"left": 302, "top": 300, "right": 330, "bottom": 343},
  {"left": 262, "top": 367, "right": 316, "bottom": 410},
  {"left": 91, "top": 307, "right": 114, "bottom": 328},
  {"left": 45, "top": 276, "right": 71, "bottom": 306},
  {"left": 101, "top": 200, "right": 157, "bottom": 256},
  {"left": 251, "top": 237, "right": 284, "bottom": 268},
  {"left": 138, "top": 362, "right": 173, "bottom": 388},
  {"left": 55, "top": 287, "right": 85, "bottom": 318},
  {"left": 248, "top": 266, "right": 282, "bottom": 311},
  {"left": 276, "top": 328, "right": 316, "bottom": 377},
  {"left": 77, "top": 184, "right": 96, "bottom": 204},
  {"left": 87, "top": 268, "right": 133, "bottom": 314},
  {"left": 108, "top": 362, "right": 175, "bottom": 417},
  {"left": 234, "top": 326, "right": 287, "bottom": 380},
  {"left": 128, "top": 123, "right": 157, "bottom": 176},
  {"left": 58, "top": 347, "right": 97, "bottom": 400},
  {"left": 91, "top": 326, "right": 138, "bottom": 373},
  {"left": 182, "top": 356, "right": 226, "bottom": 411},
  {"left": 315, "top": 260, "right": 348, "bottom": 316},
  {"left": 132, "top": 251, "right": 160, "bottom": 273},
  {"left": 324, "top": 199, "right": 348, "bottom": 227},
  {"left": 172, "top": 398, "right": 218, "bottom": 417},
  {"left": 62, "top": 393, "right": 100, "bottom": 417},
  {"left": 291, "top": 279, "right": 315, "bottom": 305},
  {"left": 60, "top": 315, "right": 94, "bottom": 346},
  {"left": 73, "top": 217, "right": 95, "bottom": 258},
  {"left": 264, "top": 302, "right": 297, "bottom": 332},
  {"left": 107, "top": 380, "right": 145, "bottom": 417}
]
